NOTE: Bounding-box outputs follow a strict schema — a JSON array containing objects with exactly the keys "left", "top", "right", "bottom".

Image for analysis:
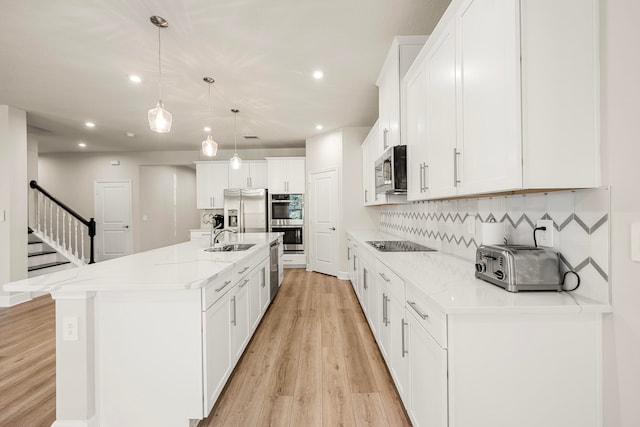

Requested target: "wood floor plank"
[
  {"left": 352, "top": 392, "right": 390, "bottom": 427},
  {"left": 257, "top": 395, "right": 294, "bottom": 427}
]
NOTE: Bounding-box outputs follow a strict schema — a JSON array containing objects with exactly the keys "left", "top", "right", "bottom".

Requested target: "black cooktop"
[{"left": 366, "top": 240, "right": 436, "bottom": 252}]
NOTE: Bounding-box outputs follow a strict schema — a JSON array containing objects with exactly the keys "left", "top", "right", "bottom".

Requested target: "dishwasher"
[{"left": 269, "top": 240, "right": 279, "bottom": 302}]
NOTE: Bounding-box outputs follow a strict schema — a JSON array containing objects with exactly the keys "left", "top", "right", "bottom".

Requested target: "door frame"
[
  {"left": 94, "top": 179, "right": 133, "bottom": 261},
  {"left": 308, "top": 167, "right": 339, "bottom": 277}
]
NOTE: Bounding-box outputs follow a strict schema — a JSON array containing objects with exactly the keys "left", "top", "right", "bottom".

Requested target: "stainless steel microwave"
[{"left": 375, "top": 145, "right": 407, "bottom": 194}]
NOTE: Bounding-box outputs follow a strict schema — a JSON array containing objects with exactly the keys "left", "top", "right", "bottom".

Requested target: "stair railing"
[{"left": 30, "top": 180, "right": 96, "bottom": 264}]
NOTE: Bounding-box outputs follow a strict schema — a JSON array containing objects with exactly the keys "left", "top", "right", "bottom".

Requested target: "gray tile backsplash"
[{"left": 376, "top": 188, "right": 610, "bottom": 304}]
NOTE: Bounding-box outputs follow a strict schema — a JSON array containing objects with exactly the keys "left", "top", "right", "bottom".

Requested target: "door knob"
[
  {"left": 329, "top": 227, "right": 336, "bottom": 230},
  {"left": 123, "top": 225, "right": 129, "bottom": 229}
]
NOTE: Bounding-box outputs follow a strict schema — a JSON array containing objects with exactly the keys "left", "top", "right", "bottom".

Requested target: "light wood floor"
[
  {"left": 0, "top": 269, "right": 410, "bottom": 427},
  {"left": 199, "top": 269, "right": 410, "bottom": 427},
  {"left": 0, "top": 294, "right": 56, "bottom": 427}
]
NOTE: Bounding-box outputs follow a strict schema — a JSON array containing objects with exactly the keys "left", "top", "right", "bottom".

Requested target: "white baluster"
[
  {"left": 74, "top": 221, "right": 79, "bottom": 259},
  {"left": 81, "top": 231, "right": 85, "bottom": 262},
  {"left": 49, "top": 202, "right": 53, "bottom": 240},
  {"left": 43, "top": 198, "right": 47, "bottom": 236},
  {"left": 61, "top": 211, "right": 66, "bottom": 249},
  {"left": 56, "top": 206, "right": 60, "bottom": 245},
  {"left": 36, "top": 191, "right": 41, "bottom": 233}
]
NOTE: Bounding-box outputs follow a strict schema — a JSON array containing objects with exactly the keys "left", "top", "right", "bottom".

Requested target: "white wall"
[
  {"left": 0, "top": 106, "right": 28, "bottom": 305},
  {"left": 306, "top": 127, "right": 376, "bottom": 275},
  {"left": 601, "top": 1, "right": 640, "bottom": 425},
  {"left": 139, "top": 165, "right": 200, "bottom": 252}
]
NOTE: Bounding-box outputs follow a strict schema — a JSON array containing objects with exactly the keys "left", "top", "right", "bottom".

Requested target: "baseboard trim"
[
  {"left": 0, "top": 292, "right": 32, "bottom": 307},
  {"left": 336, "top": 271, "right": 349, "bottom": 281},
  {"left": 52, "top": 416, "right": 98, "bottom": 427}
]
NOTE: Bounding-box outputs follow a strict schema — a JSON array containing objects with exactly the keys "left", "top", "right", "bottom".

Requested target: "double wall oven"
[{"left": 270, "top": 194, "right": 304, "bottom": 253}]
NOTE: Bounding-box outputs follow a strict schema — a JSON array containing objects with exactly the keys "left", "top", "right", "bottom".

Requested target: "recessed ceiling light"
[
  {"left": 125, "top": 132, "right": 135, "bottom": 138},
  {"left": 85, "top": 122, "right": 95, "bottom": 128},
  {"left": 203, "top": 126, "right": 211, "bottom": 132},
  {"left": 128, "top": 74, "right": 142, "bottom": 83},
  {"left": 78, "top": 142, "right": 87, "bottom": 148},
  {"left": 313, "top": 70, "right": 324, "bottom": 79},
  {"left": 316, "top": 124, "right": 323, "bottom": 130}
]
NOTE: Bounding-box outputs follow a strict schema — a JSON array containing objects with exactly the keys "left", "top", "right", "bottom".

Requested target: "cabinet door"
[
  {"left": 426, "top": 23, "right": 458, "bottom": 199},
  {"left": 457, "top": 0, "right": 521, "bottom": 195},
  {"left": 203, "top": 295, "right": 232, "bottom": 413},
  {"left": 211, "top": 163, "right": 229, "bottom": 208},
  {"left": 285, "top": 159, "right": 306, "bottom": 194},
  {"left": 406, "top": 314, "right": 448, "bottom": 427},
  {"left": 196, "top": 163, "right": 215, "bottom": 209},
  {"left": 230, "top": 280, "right": 250, "bottom": 362},
  {"left": 378, "top": 65, "right": 398, "bottom": 151},
  {"left": 229, "top": 164, "right": 250, "bottom": 189},
  {"left": 259, "top": 260, "right": 270, "bottom": 314},
  {"left": 267, "top": 159, "right": 287, "bottom": 193},
  {"left": 249, "top": 161, "right": 268, "bottom": 189},
  {"left": 405, "top": 59, "right": 428, "bottom": 201},
  {"left": 248, "top": 268, "right": 261, "bottom": 332},
  {"left": 388, "top": 296, "right": 408, "bottom": 398}
]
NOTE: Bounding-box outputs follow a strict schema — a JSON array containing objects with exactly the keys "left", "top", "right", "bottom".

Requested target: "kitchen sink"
[{"left": 205, "top": 243, "right": 256, "bottom": 252}]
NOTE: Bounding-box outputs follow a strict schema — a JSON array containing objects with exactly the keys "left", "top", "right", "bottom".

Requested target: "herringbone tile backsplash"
[{"left": 377, "top": 188, "right": 610, "bottom": 304}]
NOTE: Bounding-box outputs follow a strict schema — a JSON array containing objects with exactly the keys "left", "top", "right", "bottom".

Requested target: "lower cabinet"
[
  {"left": 231, "top": 271, "right": 251, "bottom": 362},
  {"left": 202, "top": 291, "right": 233, "bottom": 414},
  {"left": 405, "top": 309, "right": 448, "bottom": 427}
]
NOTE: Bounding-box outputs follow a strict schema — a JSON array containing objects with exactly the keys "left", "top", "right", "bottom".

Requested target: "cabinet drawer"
[
  {"left": 202, "top": 268, "right": 234, "bottom": 311},
  {"left": 376, "top": 261, "right": 405, "bottom": 302},
  {"left": 233, "top": 247, "right": 269, "bottom": 282},
  {"left": 405, "top": 282, "right": 447, "bottom": 348}
]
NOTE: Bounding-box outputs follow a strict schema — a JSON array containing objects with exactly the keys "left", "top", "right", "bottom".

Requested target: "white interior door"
[
  {"left": 309, "top": 169, "right": 338, "bottom": 276},
  {"left": 95, "top": 180, "right": 132, "bottom": 261}
]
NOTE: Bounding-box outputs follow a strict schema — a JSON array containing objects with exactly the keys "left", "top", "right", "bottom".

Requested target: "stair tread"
[
  {"left": 28, "top": 261, "right": 71, "bottom": 272},
  {"left": 28, "top": 250, "right": 57, "bottom": 257}
]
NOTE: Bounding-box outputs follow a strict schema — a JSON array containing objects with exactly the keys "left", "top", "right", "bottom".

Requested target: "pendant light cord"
[
  {"left": 157, "top": 26, "right": 163, "bottom": 100},
  {"left": 234, "top": 111, "right": 237, "bottom": 152}
]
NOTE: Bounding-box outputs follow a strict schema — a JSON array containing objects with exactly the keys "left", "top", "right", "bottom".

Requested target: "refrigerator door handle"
[{"left": 241, "top": 200, "right": 245, "bottom": 232}]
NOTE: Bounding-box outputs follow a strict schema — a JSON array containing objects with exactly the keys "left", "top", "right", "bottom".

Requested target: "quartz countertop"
[
  {"left": 4, "top": 233, "right": 282, "bottom": 294},
  {"left": 348, "top": 231, "right": 612, "bottom": 315}
]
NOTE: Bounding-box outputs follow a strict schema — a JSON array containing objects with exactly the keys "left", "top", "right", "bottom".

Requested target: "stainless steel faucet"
[{"left": 212, "top": 229, "right": 237, "bottom": 247}]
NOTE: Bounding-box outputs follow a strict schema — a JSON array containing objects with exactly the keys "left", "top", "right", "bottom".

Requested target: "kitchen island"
[{"left": 4, "top": 232, "right": 282, "bottom": 427}]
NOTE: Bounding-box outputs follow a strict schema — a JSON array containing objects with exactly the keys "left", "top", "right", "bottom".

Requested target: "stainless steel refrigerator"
[{"left": 223, "top": 189, "right": 269, "bottom": 232}]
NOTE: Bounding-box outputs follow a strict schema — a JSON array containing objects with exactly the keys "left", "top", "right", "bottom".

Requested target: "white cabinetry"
[
  {"left": 376, "top": 262, "right": 407, "bottom": 398},
  {"left": 202, "top": 274, "right": 233, "bottom": 414},
  {"left": 362, "top": 122, "right": 406, "bottom": 206},
  {"left": 403, "top": 0, "right": 600, "bottom": 201},
  {"left": 229, "top": 161, "right": 268, "bottom": 189},
  {"left": 377, "top": 36, "right": 428, "bottom": 152},
  {"left": 266, "top": 157, "right": 306, "bottom": 194},
  {"left": 195, "top": 161, "right": 229, "bottom": 209}
]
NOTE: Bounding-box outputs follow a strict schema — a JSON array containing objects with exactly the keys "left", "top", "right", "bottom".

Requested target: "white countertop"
[
  {"left": 348, "top": 231, "right": 612, "bottom": 315},
  {"left": 4, "top": 233, "right": 281, "bottom": 294}
]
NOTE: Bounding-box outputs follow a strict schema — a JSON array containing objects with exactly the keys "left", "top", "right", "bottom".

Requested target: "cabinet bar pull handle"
[
  {"left": 424, "top": 163, "right": 429, "bottom": 190},
  {"left": 239, "top": 278, "right": 250, "bottom": 288},
  {"left": 231, "top": 296, "right": 237, "bottom": 326},
  {"left": 401, "top": 319, "right": 408, "bottom": 357},
  {"left": 379, "top": 272, "right": 391, "bottom": 283},
  {"left": 215, "top": 280, "right": 232, "bottom": 292},
  {"left": 382, "top": 294, "right": 387, "bottom": 325},
  {"left": 407, "top": 300, "right": 429, "bottom": 320},
  {"left": 453, "top": 148, "right": 460, "bottom": 187},
  {"left": 364, "top": 189, "right": 368, "bottom": 203},
  {"left": 239, "top": 266, "right": 250, "bottom": 274},
  {"left": 419, "top": 163, "right": 424, "bottom": 192},
  {"left": 383, "top": 128, "right": 389, "bottom": 149},
  {"left": 363, "top": 269, "right": 368, "bottom": 290}
]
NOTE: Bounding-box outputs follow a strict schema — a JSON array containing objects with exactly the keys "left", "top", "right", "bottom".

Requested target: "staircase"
[{"left": 28, "top": 228, "right": 74, "bottom": 277}]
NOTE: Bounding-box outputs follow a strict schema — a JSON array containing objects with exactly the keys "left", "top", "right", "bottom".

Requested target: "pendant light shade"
[
  {"left": 148, "top": 16, "right": 172, "bottom": 133},
  {"left": 229, "top": 109, "right": 242, "bottom": 169},
  {"left": 148, "top": 100, "right": 172, "bottom": 133},
  {"left": 201, "top": 77, "right": 218, "bottom": 157}
]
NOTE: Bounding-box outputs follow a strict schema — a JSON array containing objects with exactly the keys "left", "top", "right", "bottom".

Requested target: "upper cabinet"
[
  {"left": 266, "top": 157, "right": 306, "bottom": 194},
  {"left": 228, "top": 160, "right": 268, "bottom": 189},
  {"left": 377, "top": 36, "right": 429, "bottom": 153},
  {"left": 195, "top": 161, "right": 229, "bottom": 209},
  {"left": 362, "top": 121, "right": 406, "bottom": 206},
  {"left": 403, "top": 0, "right": 600, "bottom": 202}
]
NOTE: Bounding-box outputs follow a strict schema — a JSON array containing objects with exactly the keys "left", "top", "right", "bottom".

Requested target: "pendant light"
[
  {"left": 201, "top": 77, "right": 218, "bottom": 157},
  {"left": 229, "top": 109, "right": 242, "bottom": 170},
  {"left": 148, "top": 16, "right": 172, "bottom": 133}
]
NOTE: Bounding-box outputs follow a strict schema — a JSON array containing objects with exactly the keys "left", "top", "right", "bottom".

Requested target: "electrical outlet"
[
  {"left": 62, "top": 316, "right": 78, "bottom": 341},
  {"left": 535, "top": 220, "right": 554, "bottom": 247}
]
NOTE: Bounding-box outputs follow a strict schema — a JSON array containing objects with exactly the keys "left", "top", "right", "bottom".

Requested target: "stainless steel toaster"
[{"left": 475, "top": 245, "right": 562, "bottom": 292}]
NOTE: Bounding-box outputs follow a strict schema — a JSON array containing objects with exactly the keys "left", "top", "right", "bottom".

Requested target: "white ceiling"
[{"left": 0, "top": 0, "right": 450, "bottom": 153}]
